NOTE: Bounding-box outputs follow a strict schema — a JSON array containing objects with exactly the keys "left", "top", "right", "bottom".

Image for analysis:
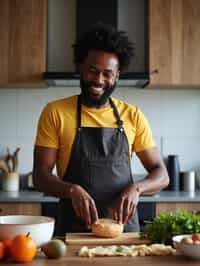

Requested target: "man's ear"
[{"left": 116, "top": 70, "right": 120, "bottom": 81}]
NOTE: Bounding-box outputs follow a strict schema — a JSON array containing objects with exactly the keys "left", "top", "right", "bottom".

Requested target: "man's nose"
[{"left": 93, "top": 72, "right": 105, "bottom": 85}]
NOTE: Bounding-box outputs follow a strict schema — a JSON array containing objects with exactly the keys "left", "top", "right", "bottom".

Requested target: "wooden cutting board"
[{"left": 65, "top": 232, "right": 150, "bottom": 245}]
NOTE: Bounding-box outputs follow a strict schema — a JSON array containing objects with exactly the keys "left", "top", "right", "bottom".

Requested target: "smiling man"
[
  {"left": 33, "top": 23, "right": 169, "bottom": 235},
  {"left": 79, "top": 49, "right": 119, "bottom": 108}
]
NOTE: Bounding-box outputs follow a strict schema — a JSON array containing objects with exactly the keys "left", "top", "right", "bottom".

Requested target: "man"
[{"left": 33, "top": 23, "right": 169, "bottom": 235}]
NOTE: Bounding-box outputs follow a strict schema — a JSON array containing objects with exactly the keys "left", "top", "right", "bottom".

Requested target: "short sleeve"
[
  {"left": 133, "top": 108, "right": 156, "bottom": 152},
  {"left": 35, "top": 103, "right": 59, "bottom": 149}
]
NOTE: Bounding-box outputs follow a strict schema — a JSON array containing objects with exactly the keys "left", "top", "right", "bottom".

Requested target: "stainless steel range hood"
[
  {"left": 43, "top": 72, "right": 149, "bottom": 88},
  {"left": 44, "top": 0, "right": 149, "bottom": 88}
]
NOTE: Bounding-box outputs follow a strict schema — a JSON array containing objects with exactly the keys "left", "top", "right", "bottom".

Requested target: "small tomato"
[
  {"left": 181, "top": 237, "right": 193, "bottom": 244},
  {"left": 192, "top": 233, "right": 200, "bottom": 242}
]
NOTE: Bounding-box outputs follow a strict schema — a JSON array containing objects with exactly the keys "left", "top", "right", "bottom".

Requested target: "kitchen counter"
[
  {"left": 0, "top": 191, "right": 58, "bottom": 203},
  {"left": 140, "top": 190, "right": 200, "bottom": 202},
  {"left": 1, "top": 190, "right": 200, "bottom": 203},
  {"left": 1, "top": 245, "right": 199, "bottom": 266}
]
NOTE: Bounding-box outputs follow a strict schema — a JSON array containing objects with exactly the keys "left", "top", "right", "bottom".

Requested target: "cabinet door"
[
  {"left": 149, "top": 0, "right": 200, "bottom": 86},
  {"left": 156, "top": 202, "right": 200, "bottom": 216},
  {"left": 0, "top": 203, "right": 41, "bottom": 216},
  {"left": 0, "top": 0, "right": 47, "bottom": 87}
]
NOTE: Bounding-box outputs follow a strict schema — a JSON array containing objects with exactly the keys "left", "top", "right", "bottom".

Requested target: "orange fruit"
[
  {"left": 10, "top": 233, "right": 37, "bottom": 263},
  {"left": 0, "top": 241, "right": 5, "bottom": 260},
  {"left": 3, "top": 239, "right": 12, "bottom": 257}
]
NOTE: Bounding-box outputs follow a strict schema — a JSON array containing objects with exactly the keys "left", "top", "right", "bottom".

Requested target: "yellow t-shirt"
[{"left": 35, "top": 95, "right": 156, "bottom": 178}]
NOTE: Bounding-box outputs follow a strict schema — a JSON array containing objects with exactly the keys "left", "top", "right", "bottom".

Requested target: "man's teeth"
[
  {"left": 92, "top": 87, "right": 102, "bottom": 91},
  {"left": 90, "top": 87, "right": 103, "bottom": 93}
]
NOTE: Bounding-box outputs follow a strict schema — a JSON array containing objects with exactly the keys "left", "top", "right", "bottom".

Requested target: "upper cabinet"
[
  {"left": 0, "top": 0, "right": 47, "bottom": 88},
  {"left": 0, "top": 0, "right": 200, "bottom": 88},
  {"left": 149, "top": 0, "right": 200, "bottom": 87}
]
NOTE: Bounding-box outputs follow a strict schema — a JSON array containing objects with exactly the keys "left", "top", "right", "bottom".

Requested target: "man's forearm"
[
  {"left": 133, "top": 165, "right": 169, "bottom": 196},
  {"left": 33, "top": 171, "right": 74, "bottom": 199}
]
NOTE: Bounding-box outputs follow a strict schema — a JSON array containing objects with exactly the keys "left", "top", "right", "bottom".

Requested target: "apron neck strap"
[
  {"left": 109, "top": 98, "right": 123, "bottom": 130},
  {"left": 77, "top": 94, "right": 82, "bottom": 130},
  {"left": 77, "top": 94, "right": 123, "bottom": 130}
]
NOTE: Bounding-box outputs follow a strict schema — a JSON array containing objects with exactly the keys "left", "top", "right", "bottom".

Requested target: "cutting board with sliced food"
[
  {"left": 65, "top": 232, "right": 150, "bottom": 245},
  {"left": 78, "top": 243, "right": 176, "bottom": 257}
]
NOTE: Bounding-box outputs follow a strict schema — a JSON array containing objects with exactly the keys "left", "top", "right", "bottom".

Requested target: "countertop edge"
[{"left": 0, "top": 190, "right": 200, "bottom": 203}]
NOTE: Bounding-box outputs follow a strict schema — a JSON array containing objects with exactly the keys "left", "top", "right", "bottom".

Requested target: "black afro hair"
[{"left": 73, "top": 22, "right": 135, "bottom": 72}]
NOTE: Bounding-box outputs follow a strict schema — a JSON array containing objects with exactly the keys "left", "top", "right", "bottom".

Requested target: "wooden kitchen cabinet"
[
  {"left": 0, "top": 0, "right": 47, "bottom": 88},
  {"left": 149, "top": 0, "right": 200, "bottom": 87},
  {"left": 0, "top": 203, "right": 41, "bottom": 216},
  {"left": 156, "top": 202, "right": 200, "bottom": 215}
]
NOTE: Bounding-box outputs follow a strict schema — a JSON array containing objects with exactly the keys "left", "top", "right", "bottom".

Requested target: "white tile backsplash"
[
  {"left": 131, "top": 135, "right": 161, "bottom": 175},
  {"left": 162, "top": 137, "right": 200, "bottom": 172},
  {"left": 17, "top": 87, "right": 81, "bottom": 138},
  {"left": 15, "top": 138, "right": 35, "bottom": 173},
  {"left": 120, "top": 88, "right": 162, "bottom": 137},
  {"left": 0, "top": 90, "right": 17, "bottom": 137},
  {"left": 17, "top": 89, "right": 48, "bottom": 138},
  {"left": 0, "top": 86, "right": 200, "bottom": 174},
  {"left": 161, "top": 89, "right": 200, "bottom": 137}
]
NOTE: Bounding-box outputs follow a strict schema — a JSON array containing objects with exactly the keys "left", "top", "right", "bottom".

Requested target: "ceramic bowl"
[
  {"left": 0, "top": 215, "right": 55, "bottom": 247},
  {"left": 173, "top": 234, "right": 200, "bottom": 260}
]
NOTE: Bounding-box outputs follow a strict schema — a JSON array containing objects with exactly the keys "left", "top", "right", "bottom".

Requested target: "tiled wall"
[{"left": 0, "top": 87, "right": 200, "bottom": 176}]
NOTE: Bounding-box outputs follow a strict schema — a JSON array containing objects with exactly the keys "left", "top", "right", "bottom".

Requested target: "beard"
[{"left": 80, "top": 77, "right": 117, "bottom": 108}]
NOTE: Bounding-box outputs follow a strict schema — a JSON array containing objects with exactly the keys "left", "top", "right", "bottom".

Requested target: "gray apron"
[{"left": 57, "top": 94, "right": 139, "bottom": 235}]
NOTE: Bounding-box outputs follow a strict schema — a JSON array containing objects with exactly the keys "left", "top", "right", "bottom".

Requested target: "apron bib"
[{"left": 57, "top": 95, "right": 139, "bottom": 235}]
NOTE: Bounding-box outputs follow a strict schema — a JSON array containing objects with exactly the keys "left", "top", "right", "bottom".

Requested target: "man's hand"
[
  {"left": 111, "top": 184, "right": 140, "bottom": 225},
  {"left": 69, "top": 184, "right": 98, "bottom": 228}
]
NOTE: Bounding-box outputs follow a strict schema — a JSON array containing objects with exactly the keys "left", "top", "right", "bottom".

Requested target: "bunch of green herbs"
[{"left": 140, "top": 210, "right": 200, "bottom": 244}]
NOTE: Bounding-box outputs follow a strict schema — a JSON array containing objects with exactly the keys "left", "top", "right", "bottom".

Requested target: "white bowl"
[
  {"left": 173, "top": 234, "right": 200, "bottom": 260},
  {"left": 0, "top": 215, "right": 55, "bottom": 247}
]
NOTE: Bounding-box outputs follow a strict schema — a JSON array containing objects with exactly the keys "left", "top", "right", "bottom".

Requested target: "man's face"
[{"left": 80, "top": 49, "right": 120, "bottom": 108}]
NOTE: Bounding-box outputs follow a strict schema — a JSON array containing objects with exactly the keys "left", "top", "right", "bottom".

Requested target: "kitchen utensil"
[
  {"left": 12, "top": 147, "right": 20, "bottom": 172},
  {"left": 27, "top": 172, "right": 34, "bottom": 189},
  {"left": 5, "top": 147, "right": 20, "bottom": 173},
  {"left": 5, "top": 147, "right": 13, "bottom": 172},
  {"left": 0, "top": 215, "right": 55, "bottom": 247},
  {"left": 1, "top": 172, "right": 19, "bottom": 191},
  {"left": 0, "top": 160, "right": 9, "bottom": 175},
  {"left": 173, "top": 234, "right": 200, "bottom": 260},
  {"left": 181, "top": 171, "right": 195, "bottom": 192},
  {"left": 195, "top": 171, "right": 200, "bottom": 189},
  {"left": 167, "top": 155, "right": 180, "bottom": 191},
  {"left": 65, "top": 232, "right": 150, "bottom": 245}
]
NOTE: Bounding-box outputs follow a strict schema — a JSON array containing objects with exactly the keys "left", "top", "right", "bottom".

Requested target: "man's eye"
[
  {"left": 88, "top": 68, "right": 97, "bottom": 74},
  {"left": 88, "top": 68, "right": 114, "bottom": 80},
  {"left": 103, "top": 72, "right": 114, "bottom": 79}
]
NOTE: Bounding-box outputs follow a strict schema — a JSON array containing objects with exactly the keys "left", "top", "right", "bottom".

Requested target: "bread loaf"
[{"left": 91, "top": 218, "right": 123, "bottom": 238}]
